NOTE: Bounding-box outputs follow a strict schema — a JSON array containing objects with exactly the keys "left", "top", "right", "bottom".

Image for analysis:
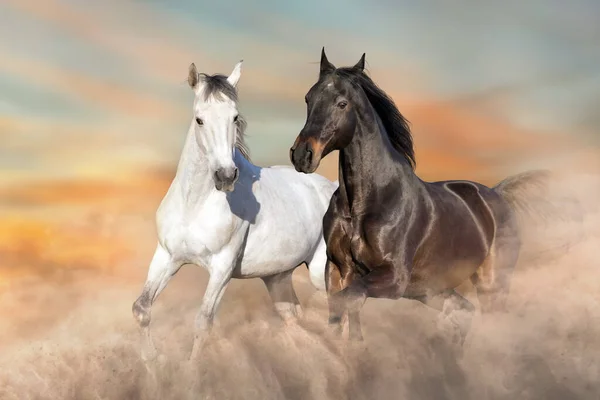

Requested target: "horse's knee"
[
  {"left": 345, "top": 285, "right": 367, "bottom": 313},
  {"left": 132, "top": 297, "right": 151, "bottom": 328},
  {"left": 194, "top": 308, "right": 215, "bottom": 333}
]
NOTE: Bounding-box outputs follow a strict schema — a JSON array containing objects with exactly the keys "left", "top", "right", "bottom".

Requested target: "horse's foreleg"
[
  {"left": 334, "top": 279, "right": 366, "bottom": 341},
  {"left": 325, "top": 259, "right": 349, "bottom": 337},
  {"left": 262, "top": 269, "right": 301, "bottom": 323},
  {"left": 189, "top": 265, "right": 233, "bottom": 361},
  {"left": 337, "top": 264, "right": 410, "bottom": 341},
  {"left": 132, "top": 243, "right": 181, "bottom": 361}
]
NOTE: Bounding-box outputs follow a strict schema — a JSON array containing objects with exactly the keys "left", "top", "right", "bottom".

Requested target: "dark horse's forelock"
[
  {"left": 197, "top": 73, "right": 250, "bottom": 161},
  {"left": 329, "top": 67, "right": 416, "bottom": 169}
]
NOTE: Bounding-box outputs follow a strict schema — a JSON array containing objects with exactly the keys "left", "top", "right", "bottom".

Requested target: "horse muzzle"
[
  {"left": 214, "top": 167, "right": 239, "bottom": 192},
  {"left": 290, "top": 139, "right": 321, "bottom": 174}
]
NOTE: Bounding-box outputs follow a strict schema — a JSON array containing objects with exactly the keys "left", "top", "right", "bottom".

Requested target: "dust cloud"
[{"left": 1, "top": 172, "right": 599, "bottom": 400}]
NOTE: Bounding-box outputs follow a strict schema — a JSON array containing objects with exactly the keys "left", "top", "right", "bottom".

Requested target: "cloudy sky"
[{"left": 1, "top": 0, "right": 599, "bottom": 184}]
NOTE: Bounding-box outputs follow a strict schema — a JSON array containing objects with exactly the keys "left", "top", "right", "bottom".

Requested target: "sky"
[
  {"left": 0, "top": 0, "right": 600, "bottom": 288},
  {"left": 0, "top": 0, "right": 599, "bottom": 185}
]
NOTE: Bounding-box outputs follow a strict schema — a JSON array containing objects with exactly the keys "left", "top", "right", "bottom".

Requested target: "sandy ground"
[{"left": 1, "top": 172, "right": 599, "bottom": 400}]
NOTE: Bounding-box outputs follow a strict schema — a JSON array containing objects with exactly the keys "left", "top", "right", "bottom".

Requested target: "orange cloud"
[
  {"left": 0, "top": 174, "right": 173, "bottom": 287},
  {"left": 0, "top": 214, "right": 140, "bottom": 287},
  {"left": 0, "top": 172, "right": 172, "bottom": 211}
]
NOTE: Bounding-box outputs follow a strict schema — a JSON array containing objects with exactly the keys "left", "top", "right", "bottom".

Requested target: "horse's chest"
[
  {"left": 345, "top": 220, "right": 383, "bottom": 272},
  {"left": 157, "top": 203, "right": 237, "bottom": 262}
]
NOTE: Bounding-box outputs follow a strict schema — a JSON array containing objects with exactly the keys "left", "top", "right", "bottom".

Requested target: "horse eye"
[
  {"left": 338, "top": 101, "right": 348, "bottom": 109},
  {"left": 233, "top": 115, "right": 239, "bottom": 123},
  {"left": 196, "top": 117, "right": 204, "bottom": 126}
]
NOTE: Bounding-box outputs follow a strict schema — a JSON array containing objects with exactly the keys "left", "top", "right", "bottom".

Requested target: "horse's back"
[
  {"left": 257, "top": 165, "right": 336, "bottom": 238},
  {"left": 430, "top": 178, "right": 513, "bottom": 226},
  {"left": 262, "top": 164, "right": 336, "bottom": 205},
  {"left": 232, "top": 163, "right": 335, "bottom": 276}
]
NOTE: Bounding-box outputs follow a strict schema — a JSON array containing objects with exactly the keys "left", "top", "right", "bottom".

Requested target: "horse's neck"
[
  {"left": 338, "top": 111, "right": 418, "bottom": 215},
  {"left": 172, "top": 128, "right": 215, "bottom": 205}
]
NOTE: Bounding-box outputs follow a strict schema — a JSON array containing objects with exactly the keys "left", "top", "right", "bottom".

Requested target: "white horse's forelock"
[{"left": 196, "top": 73, "right": 250, "bottom": 161}]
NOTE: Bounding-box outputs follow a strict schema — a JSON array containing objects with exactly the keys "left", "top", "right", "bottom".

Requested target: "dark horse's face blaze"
[{"left": 290, "top": 48, "right": 366, "bottom": 173}]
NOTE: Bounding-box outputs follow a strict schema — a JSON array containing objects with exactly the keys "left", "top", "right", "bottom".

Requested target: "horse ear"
[
  {"left": 320, "top": 47, "right": 335, "bottom": 77},
  {"left": 227, "top": 60, "right": 243, "bottom": 87},
  {"left": 353, "top": 53, "right": 366, "bottom": 72},
  {"left": 188, "top": 63, "right": 199, "bottom": 89}
]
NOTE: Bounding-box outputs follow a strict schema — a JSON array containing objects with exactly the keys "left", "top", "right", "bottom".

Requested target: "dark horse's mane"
[{"left": 332, "top": 67, "right": 416, "bottom": 168}]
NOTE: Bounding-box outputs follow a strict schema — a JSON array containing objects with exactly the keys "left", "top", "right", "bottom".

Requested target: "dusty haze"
[
  {"left": 2, "top": 1, "right": 600, "bottom": 398},
  {"left": 1, "top": 160, "right": 599, "bottom": 400}
]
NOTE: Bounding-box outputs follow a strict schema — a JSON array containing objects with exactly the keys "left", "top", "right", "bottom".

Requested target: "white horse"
[{"left": 132, "top": 60, "right": 337, "bottom": 361}]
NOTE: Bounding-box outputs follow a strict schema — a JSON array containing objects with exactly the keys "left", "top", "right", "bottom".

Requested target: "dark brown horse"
[{"left": 289, "top": 48, "right": 555, "bottom": 345}]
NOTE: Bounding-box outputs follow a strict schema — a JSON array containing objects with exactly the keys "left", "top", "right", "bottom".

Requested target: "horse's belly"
[
  {"left": 408, "top": 241, "right": 487, "bottom": 295},
  {"left": 233, "top": 251, "right": 307, "bottom": 279},
  {"left": 233, "top": 224, "right": 316, "bottom": 278}
]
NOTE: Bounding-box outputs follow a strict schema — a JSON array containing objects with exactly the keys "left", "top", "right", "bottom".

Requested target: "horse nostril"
[
  {"left": 306, "top": 148, "right": 313, "bottom": 163},
  {"left": 233, "top": 167, "right": 239, "bottom": 181}
]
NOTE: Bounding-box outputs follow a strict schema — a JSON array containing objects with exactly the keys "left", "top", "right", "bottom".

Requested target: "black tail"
[{"left": 494, "top": 170, "right": 586, "bottom": 265}]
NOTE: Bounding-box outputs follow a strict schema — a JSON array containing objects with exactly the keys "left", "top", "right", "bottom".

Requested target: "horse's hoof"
[
  {"left": 347, "top": 337, "right": 367, "bottom": 352},
  {"left": 295, "top": 304, "right": 305, "bottom": 319},
  {"left": 282, "top": 315, "right": 300, "bottom": 327},
  {"left": 282, "top": 320, "right": 304, "bottom": 336},
  {"left": 141, "top": 346, "right": 159, "bottom": 363},
  {"left": 349, "top": 330, "right": 364, "bottom": 342}
]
